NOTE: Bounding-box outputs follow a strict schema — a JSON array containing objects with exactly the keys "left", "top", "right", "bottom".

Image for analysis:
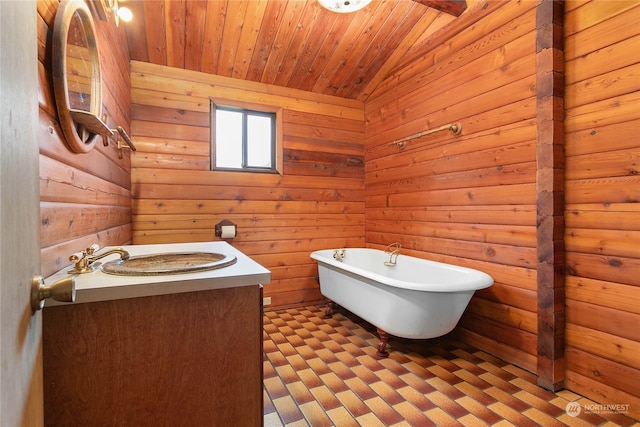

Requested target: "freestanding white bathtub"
[{"left": 310, "top": 247, "right": 493, "bottom": 357}]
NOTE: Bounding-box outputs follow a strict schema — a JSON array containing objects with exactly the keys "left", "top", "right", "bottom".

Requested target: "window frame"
[{"left": 210, "top": 99, "right": 283, "bottom": 175}]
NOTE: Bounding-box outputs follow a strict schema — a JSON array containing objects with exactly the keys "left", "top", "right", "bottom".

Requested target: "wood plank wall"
[
  {"left": 564, "top": 1, "right": 640, "bottom": 417},
  {"left": 365, "top": 0, "right": 540, "bottom": 373},
  {"left": 38, "top": 0, "right": 132, "bottom": 278},
  {"left": 367, "top": 0, "right": 640, "bottom": 415},
  {"left": 129, "top": 61, "right": 365, "bottom": 309}
]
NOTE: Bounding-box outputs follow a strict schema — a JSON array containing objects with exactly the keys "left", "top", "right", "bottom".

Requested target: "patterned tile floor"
[{"left": 263, "top": 305, "right": 639, "bottom": 427}]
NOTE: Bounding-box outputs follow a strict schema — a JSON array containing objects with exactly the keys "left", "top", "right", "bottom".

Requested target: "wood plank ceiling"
[{"left": 121, "top": 0, "right": 473, "bottom": 100}]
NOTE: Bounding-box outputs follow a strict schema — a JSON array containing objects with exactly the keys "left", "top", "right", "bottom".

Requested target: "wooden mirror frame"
[{"left": 52, "top": 0, "right": 110, "bottom": 153}]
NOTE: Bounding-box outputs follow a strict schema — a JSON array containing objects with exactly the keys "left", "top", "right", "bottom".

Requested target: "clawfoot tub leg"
[
  {"left": 376, "top": 328, "right": 390, "bottom": 358},
  {"left": 324, "top": 300, "right": 337, "bottom": 318}
]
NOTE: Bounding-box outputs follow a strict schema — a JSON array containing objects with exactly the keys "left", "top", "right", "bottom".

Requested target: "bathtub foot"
[
  {"left": 324, "top": 300, "right": 336, "bottom": 318},
  {"left": 376, "top": 328, "right": 390, "bottom": 358}
]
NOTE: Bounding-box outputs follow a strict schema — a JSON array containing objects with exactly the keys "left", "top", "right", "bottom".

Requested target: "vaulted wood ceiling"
[{"left": 122, "top": 0, "right": 475, "bottom": 100}]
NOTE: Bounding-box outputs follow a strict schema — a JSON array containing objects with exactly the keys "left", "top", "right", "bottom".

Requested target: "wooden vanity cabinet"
[{"left": 43, "top": 285, "right": 263, "bottom": 426}]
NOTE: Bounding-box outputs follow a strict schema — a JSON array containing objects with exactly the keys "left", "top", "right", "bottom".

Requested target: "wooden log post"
[{"left": 535, "top": 0, "right": 565, "bottom": 391}]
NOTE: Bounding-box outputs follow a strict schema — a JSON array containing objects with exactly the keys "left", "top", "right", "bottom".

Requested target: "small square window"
[{"left": 212, "top": 103, "right": 277, "bottom": 173}]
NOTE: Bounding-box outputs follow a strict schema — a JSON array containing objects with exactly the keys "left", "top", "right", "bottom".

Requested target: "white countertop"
[{"left": 44, "top": 242, "right": 271, "bottom": 307}]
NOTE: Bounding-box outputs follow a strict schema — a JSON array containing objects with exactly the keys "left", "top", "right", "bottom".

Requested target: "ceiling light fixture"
[{"left": 318, "top": 0, "right": 372, "bottom": 13}]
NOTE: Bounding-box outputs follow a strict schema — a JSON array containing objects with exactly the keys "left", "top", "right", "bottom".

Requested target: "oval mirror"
[{"left": 52, "top": 0, "right": 110, "bottom": 153}]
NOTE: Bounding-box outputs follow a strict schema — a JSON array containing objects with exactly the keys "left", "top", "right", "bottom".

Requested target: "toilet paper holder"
[{"left": 215, "top": 219, "right": 237, "bottom": 239}]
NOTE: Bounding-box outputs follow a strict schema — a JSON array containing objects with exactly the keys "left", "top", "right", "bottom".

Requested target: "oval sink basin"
[{"left": 101, "top": 252, "right": 237, "bottom": 276}]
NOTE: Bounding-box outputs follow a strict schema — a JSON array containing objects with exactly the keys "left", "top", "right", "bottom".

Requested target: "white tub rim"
[{"left": 310, "top": 247, "right": 493, "bottom": 293}]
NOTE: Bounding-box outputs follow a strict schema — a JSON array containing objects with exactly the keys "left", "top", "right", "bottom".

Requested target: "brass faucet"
[
  {"left": 333, "top": 249, "right": 346, "bottom": 262},
  {"left": 68, "top": 244, "right": 130, "bottom": 274},
  {"left": 384, "top": 242, "right": 401, "bottom": 266}
]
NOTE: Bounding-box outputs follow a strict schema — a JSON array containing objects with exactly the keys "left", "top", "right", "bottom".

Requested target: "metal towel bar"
[{"left": 391, "top": 122, "right": 462, "bottom": 149}]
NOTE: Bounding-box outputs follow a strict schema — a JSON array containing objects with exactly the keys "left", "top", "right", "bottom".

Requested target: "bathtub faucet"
[
  {"left": 333, "top": 249, "right": 345, "bottom": 262},
  {"left": 384, "top": 242, "right": 401, "bottom": 267}
]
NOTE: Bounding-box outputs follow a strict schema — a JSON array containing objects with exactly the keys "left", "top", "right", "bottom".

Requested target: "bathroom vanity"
[{"left": 42, "top": 242, "right": 270, "bottom": 426}]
